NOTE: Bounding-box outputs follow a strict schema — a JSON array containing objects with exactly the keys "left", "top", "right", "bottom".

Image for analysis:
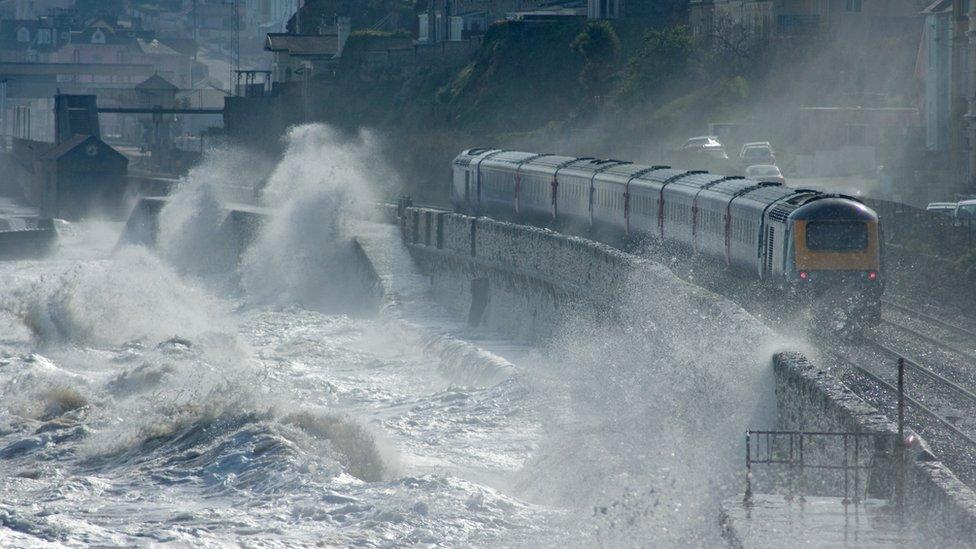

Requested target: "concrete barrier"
[
  {"left": 400, "top": 206, "right": 755, "bottom": 341},
  {"left": 0, "top": 218, "right": 57, "bottom": 259}
]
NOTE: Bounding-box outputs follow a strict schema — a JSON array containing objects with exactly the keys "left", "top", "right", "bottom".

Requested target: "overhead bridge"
[{"left": 96, "top": 107, "right": 224, "bottom": 115}]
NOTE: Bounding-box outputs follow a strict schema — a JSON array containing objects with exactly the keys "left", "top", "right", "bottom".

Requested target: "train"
[{"left": 450, "top": 148, "right": 884, "bottom": 325}]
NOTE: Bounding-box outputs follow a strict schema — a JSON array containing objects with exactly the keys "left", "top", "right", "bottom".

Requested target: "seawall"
[{"left": 398, "top": 205, "right": 976, "bottom": 543}]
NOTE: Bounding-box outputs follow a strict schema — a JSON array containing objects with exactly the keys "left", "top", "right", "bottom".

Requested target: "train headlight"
[{"left": 867, "top": 271, "right": 878, "bottom": 281}]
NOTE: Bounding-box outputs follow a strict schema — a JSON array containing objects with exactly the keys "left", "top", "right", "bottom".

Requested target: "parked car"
[
  {"left": 745, "top": 164, "right": 785, "bottom": 185},
  {"left": 955, "top": 199, "right": 976, "bottom": 220},
  {"left": 682, "top": 136, "right": 729, "bottom": 160},
  {"left": 740, "top": 142, "right": 776, "bottom": 166},
  {"left": 926, "top": 202, "right": 957, "bottom": 217}
]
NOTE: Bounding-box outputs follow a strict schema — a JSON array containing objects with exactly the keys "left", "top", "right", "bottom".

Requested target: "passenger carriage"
[{"left": 451, "top": 148, "right": 884, "bottom": 324}]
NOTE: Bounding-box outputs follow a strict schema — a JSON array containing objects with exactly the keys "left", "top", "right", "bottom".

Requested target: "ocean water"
[
  {"left": 0, "top": 220, "right": 551, "bottom": 547},
  {"left": 0, "top": 124, "right": 779, "bottom": 547}
]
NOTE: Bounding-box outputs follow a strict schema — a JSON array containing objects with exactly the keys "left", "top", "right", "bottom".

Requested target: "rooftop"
[{"left": 265, "top": 33, "right": 340, "bottom": 57}]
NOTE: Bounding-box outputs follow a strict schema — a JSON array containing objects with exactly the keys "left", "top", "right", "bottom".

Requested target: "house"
[
  {"left": 265, "top": 25, "right": 351, "bottom": 82},
  {"left": 419, "top": 1, "right": 562, "bottom": 43},
  {"left": 265, "top": 33, "right": 340, "bottom": 82},
  {"left": 689, "top": 0, "right": 918, "bottom": 40},
  {"left": 0, "top": 14, "right": 77, "bottom": 62},
  {"left": 0, "top": 0, "right": 73, "bottom": 20},
  {"left": 917, "top": 0, "right": 971, "bottom": 192},
  {"left": 135, "top": 38, "right": 192, "bottom": 88},
  {"left": 32, "top": 134, "right": 129, "bottom": 220},
  {"left": 587, "top": 0, "right": 660, "bottom": 19}
]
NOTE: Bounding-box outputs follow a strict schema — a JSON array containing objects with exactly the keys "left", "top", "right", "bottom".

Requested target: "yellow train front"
[{"left": 782, "top": 196, "right": 883, "bottom": 326}]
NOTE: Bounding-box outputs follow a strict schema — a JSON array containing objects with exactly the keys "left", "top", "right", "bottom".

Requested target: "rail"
[
  {"left": 830, "top": 351, "right": 976, "bottom": 448},
  {"left": 744, "top": 430, "right": 896, "bottom": 505},
  {"left": 883, "top": 300, "right": 976, "bottom": 341}
]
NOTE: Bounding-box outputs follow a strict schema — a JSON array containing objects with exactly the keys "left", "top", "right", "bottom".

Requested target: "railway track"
[
  {"left": 883, "top": 299, "right": 976, "bottom": 341},
  {"left": 828, "top": 348, "right": 976, "bottom": 448}
]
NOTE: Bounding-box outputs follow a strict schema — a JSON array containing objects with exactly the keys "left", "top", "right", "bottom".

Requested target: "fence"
[{"left": 744, "top": 430, "right": 897, "bottom": 504}]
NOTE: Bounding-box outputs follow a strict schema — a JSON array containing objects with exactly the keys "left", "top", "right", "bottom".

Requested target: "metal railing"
[{"left": 744, "top": 430, "right": 896, "bottom": 505}]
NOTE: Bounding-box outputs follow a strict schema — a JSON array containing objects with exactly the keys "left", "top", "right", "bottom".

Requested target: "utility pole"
[
  {"left": 235, "top": 0, "right": 240, "bottom": 74},
  {"left": 968, "top": 0, "right": 976, "bottom": 193}
]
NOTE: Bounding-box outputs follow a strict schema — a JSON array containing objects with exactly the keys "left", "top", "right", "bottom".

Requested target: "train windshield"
[{"left": 805, "top": 221, "right": 868, "bottom": 252}]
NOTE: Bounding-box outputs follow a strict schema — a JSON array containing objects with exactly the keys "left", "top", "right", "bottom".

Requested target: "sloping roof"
[
  {"left": 265, "top": 33, "right": 339, "bottom": 57},
  {"left": 921, "top": 0, "right": 952, "bottom": 14},
  {"left": 137, "top": 37, "right": 180, "bottom": 56},
  {"left": 39, "top": 134, "right": 127, "bottom": 163},
  {"left": 136, "top": 73, "right": 178, "bottom": 90}
]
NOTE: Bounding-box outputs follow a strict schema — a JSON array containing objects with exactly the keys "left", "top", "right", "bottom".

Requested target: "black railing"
[{"left": 745, "top": 430, "right": 896, "bottom": 504}]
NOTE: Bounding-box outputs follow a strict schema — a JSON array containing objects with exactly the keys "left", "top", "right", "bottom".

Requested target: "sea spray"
[
  {"left": 0, "top": 247, "right": 227, "bottom": 348},
  {"left": 514, "top": 261, "right": 786, "bottom": 546},
  {"left": 242, "top": 124, "right": 391, "bottom": 310},
  {"left": 156, "top": 147, "right": 274, "bottom": 279}
]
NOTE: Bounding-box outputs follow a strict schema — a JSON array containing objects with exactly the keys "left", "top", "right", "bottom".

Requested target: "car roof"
[
  {"left": 958, "top": 199, "right": 976, "bottom": 206},
  {"left": 742, "top": 141, "right": 772, "bottom": 147},
  {"left": 927, "top": 202, "right": 956, "bottom": 207},
  {"left": 746, "top": 164, "right": 780, "bottom": 171}
]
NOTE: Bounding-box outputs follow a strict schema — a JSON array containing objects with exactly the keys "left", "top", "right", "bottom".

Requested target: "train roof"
[
  {"left": 698, "top": 178, "right": 759, "bottom": 198},
  {"left": 790, "top": 196, "right": 878, "bottom": 221},
  {"left": 558, "top": 158, "right": 629, "bottom": 178},
  {"left": 482, "top": 151, "right": 541, "bottom": 165},
  {"left": 523, "top": 154, "right": 581, "bottom": 168}
]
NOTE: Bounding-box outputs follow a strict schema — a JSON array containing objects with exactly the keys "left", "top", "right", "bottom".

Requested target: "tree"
[
  {"left": 571, "top": 21, "right": 621, "bottom": 106},
  {"left": 616, "top": 26, "right": 698, "bottom": 107}
]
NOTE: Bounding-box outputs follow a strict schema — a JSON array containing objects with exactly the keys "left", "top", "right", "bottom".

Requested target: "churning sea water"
[{"left": 0, "top": 124, "right": 779, "bottom": 547}]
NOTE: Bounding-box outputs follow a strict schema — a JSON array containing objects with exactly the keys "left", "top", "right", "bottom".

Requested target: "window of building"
[
  {"left": 37, "top": 29, "right": 51, "bottom": 44},
  {"left": 91, "top": 29, "right": 106, "bottom": 44},
  {"left": 16, "top": 27, "right": 30, "bottom": 42},
  {"left": 845, "top": 0, "right": 861, "bottom": 12}
]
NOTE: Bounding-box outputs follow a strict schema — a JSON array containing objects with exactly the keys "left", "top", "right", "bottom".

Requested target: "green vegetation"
[
  {"left": 571, "top": 21, "right": 621, "bottom": 107},
  {"left": 443, "top": 21, "right": 585, "bottom": 132}
]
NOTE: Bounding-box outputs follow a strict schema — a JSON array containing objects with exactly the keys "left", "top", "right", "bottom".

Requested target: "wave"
[{"left": 0, "top": 247, "right": 227, "bottom": 348}]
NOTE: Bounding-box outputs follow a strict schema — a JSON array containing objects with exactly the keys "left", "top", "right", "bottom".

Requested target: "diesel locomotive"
[{"left": 451, "top": 148, "right": 884, "bottom": 325}]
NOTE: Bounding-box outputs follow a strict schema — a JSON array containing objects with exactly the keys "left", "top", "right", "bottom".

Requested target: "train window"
[{"left": 805, "top": 221, "right": 868, "bottom": 251}]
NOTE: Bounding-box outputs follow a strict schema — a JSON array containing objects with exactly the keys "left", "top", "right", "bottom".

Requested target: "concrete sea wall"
[{"left": 398, "top": 205, "right": 976, "bottom": 542}]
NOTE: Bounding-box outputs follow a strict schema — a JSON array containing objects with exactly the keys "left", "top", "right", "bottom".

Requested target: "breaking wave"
[
  {"left": 241, "top": 124, "right": 389, "bottom": 310},
  {"left": 0, "top": 247, "right": 226, "bottom": 347}
]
